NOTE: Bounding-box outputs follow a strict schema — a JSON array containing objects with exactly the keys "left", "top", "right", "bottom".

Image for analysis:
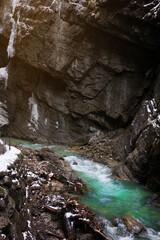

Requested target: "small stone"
[
  {"left": 3, "top": 176, "right": 12, "bottom": 187},
  {"left": 48, "top": 173, "right": 54, "bottom": 179},
  {"left": 0, "top": 199, "right": 5, "bottom": 210},
  {"left": 0, "top": 172, "right": 6, "bottom": 179},
  {"left": 72, "top": 161, "right": 78, "bottom": 165},
  {"left": 0, "top": 216, "right": 10, "bottom": 231},
  {"left": 7, "top": 197, "right": 16, "bottom": 218},
  {"left": 113, "top": 217, "right": 121, "bottom": 226},
  {"left": 0, "top": 187, "right": 8, "bottom": 199}
]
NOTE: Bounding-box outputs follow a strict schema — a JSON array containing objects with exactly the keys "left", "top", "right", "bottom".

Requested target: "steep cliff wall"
[{"left": 0, "top": 0, "right": 160, "bottom": 189}]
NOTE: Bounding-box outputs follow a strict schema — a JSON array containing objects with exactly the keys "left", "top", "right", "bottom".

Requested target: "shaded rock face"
[
  {"left": 114, "top": 73, "right": 160, "bottom": 191},
  {"left": 0, "top": 1, "right": 160, "bottom": 189},
  {"left": 0, "top": 0, "right": 159, "bottom": 144}
]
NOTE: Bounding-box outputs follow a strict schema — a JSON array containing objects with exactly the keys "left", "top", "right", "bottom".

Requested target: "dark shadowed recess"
[{"left": 0, "top": 34, "right": 8, "bottom": 67}]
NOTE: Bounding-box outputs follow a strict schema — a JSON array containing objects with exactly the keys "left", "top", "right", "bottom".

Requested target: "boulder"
[{"left": 122, "top": 216, "right": 146, "bottom": 235}]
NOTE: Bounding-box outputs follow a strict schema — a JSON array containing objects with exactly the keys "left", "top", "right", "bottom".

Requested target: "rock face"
[{"left": 0, "top": 1, "right": 160, "bottom": 189}]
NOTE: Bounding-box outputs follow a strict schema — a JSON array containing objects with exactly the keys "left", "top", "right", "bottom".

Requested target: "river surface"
[{"left": 5, "top": 138, "right": 160, "bottom": 240}]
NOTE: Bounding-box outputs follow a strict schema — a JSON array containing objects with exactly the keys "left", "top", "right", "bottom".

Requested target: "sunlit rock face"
[{"left": 0, "top": 0, "right": 160, "bottom": 150}]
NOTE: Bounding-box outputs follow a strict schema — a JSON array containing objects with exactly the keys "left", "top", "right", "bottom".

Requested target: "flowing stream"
[{"left": 5, "top": 138, "right": 160, "bottom": 240}]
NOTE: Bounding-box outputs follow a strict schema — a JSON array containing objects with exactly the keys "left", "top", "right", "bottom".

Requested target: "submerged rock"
[{"left": 100, "top": 198, "right": 114, "bottom": 203}]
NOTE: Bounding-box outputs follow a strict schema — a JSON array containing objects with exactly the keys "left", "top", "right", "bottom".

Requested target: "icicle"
[{"left": 7, "top": 0, "right": 20, "bottom": 58}]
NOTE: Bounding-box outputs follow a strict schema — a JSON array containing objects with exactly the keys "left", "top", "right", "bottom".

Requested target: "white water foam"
[
  {"left": 64, "top": 155, "right": 111, "bottom": 183},
  {"left": 64, "top": 155, "right": 160, "bottom": 240}
]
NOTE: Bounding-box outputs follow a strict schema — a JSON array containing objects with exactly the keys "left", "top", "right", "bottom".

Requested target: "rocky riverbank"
[
  {"left": 0, "top": 145, "right": 113, "bottom": 240},
  {"left": 0, "top": 144, "right": 153, "bottom": 240}
]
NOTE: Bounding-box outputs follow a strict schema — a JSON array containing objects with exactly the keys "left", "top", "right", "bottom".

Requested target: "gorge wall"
[{"left": 0, "top": 0, "right": 160, "bottom": 190}]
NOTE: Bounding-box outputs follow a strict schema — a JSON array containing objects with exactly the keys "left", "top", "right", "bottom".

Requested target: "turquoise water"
[
  {"left": 6, "top": 138, "right": 160, "bottom": 240},
  {"left": 64, "top": 155, "right": 160, "bottom": 239}
]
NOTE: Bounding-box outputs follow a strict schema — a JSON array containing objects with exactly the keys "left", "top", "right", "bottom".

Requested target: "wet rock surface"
[{"left": 122, "top": 216, "right": 146, "bottom": 235}]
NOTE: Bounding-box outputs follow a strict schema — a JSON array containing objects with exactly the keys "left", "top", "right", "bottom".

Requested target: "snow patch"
[
  {"left": 0, "top": 143, "right": 20, "bottom": 171},
  {"left": 55, "top": 121, "right": 59, "bottom": 129},
  {"left": 22, "top": 231, "right": 35, "bottom": 240},
  {"left": 12, "top": 179, "right": 19, "bottom": 183},
  {"left": 144, "top": 99, "right": 160, "bottom": 131},
  {"left": 26, "top": 186, "right": 29, "bottom": 198},
  {"left": 1, "top": 234, "right": 7, "bottom": 239}
]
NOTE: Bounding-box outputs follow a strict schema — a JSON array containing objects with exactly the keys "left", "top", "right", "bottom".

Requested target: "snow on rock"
[
  {"left": 22, "top": 231, "right": 36, "bottom": 240},
  {"left": 143, "top": 0, "right": 160, "bottom": 19},
  {"left": 0, "top": 102, "right": 9, "bottom": 127},
  {"left": 12, "top": 0, "right": 20, "bottom": 13},
  {"left": 0, "top": 67, "right": 8, "bottom": 81},
  {"left": 145, "top": 98, "right": 160, "bottom": 130},
  {"left": 55, "top": 121, "right": 59, "bottom": 129},
  {"left": 0, "top": 143, "right": 20, "bottom": 171}
]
